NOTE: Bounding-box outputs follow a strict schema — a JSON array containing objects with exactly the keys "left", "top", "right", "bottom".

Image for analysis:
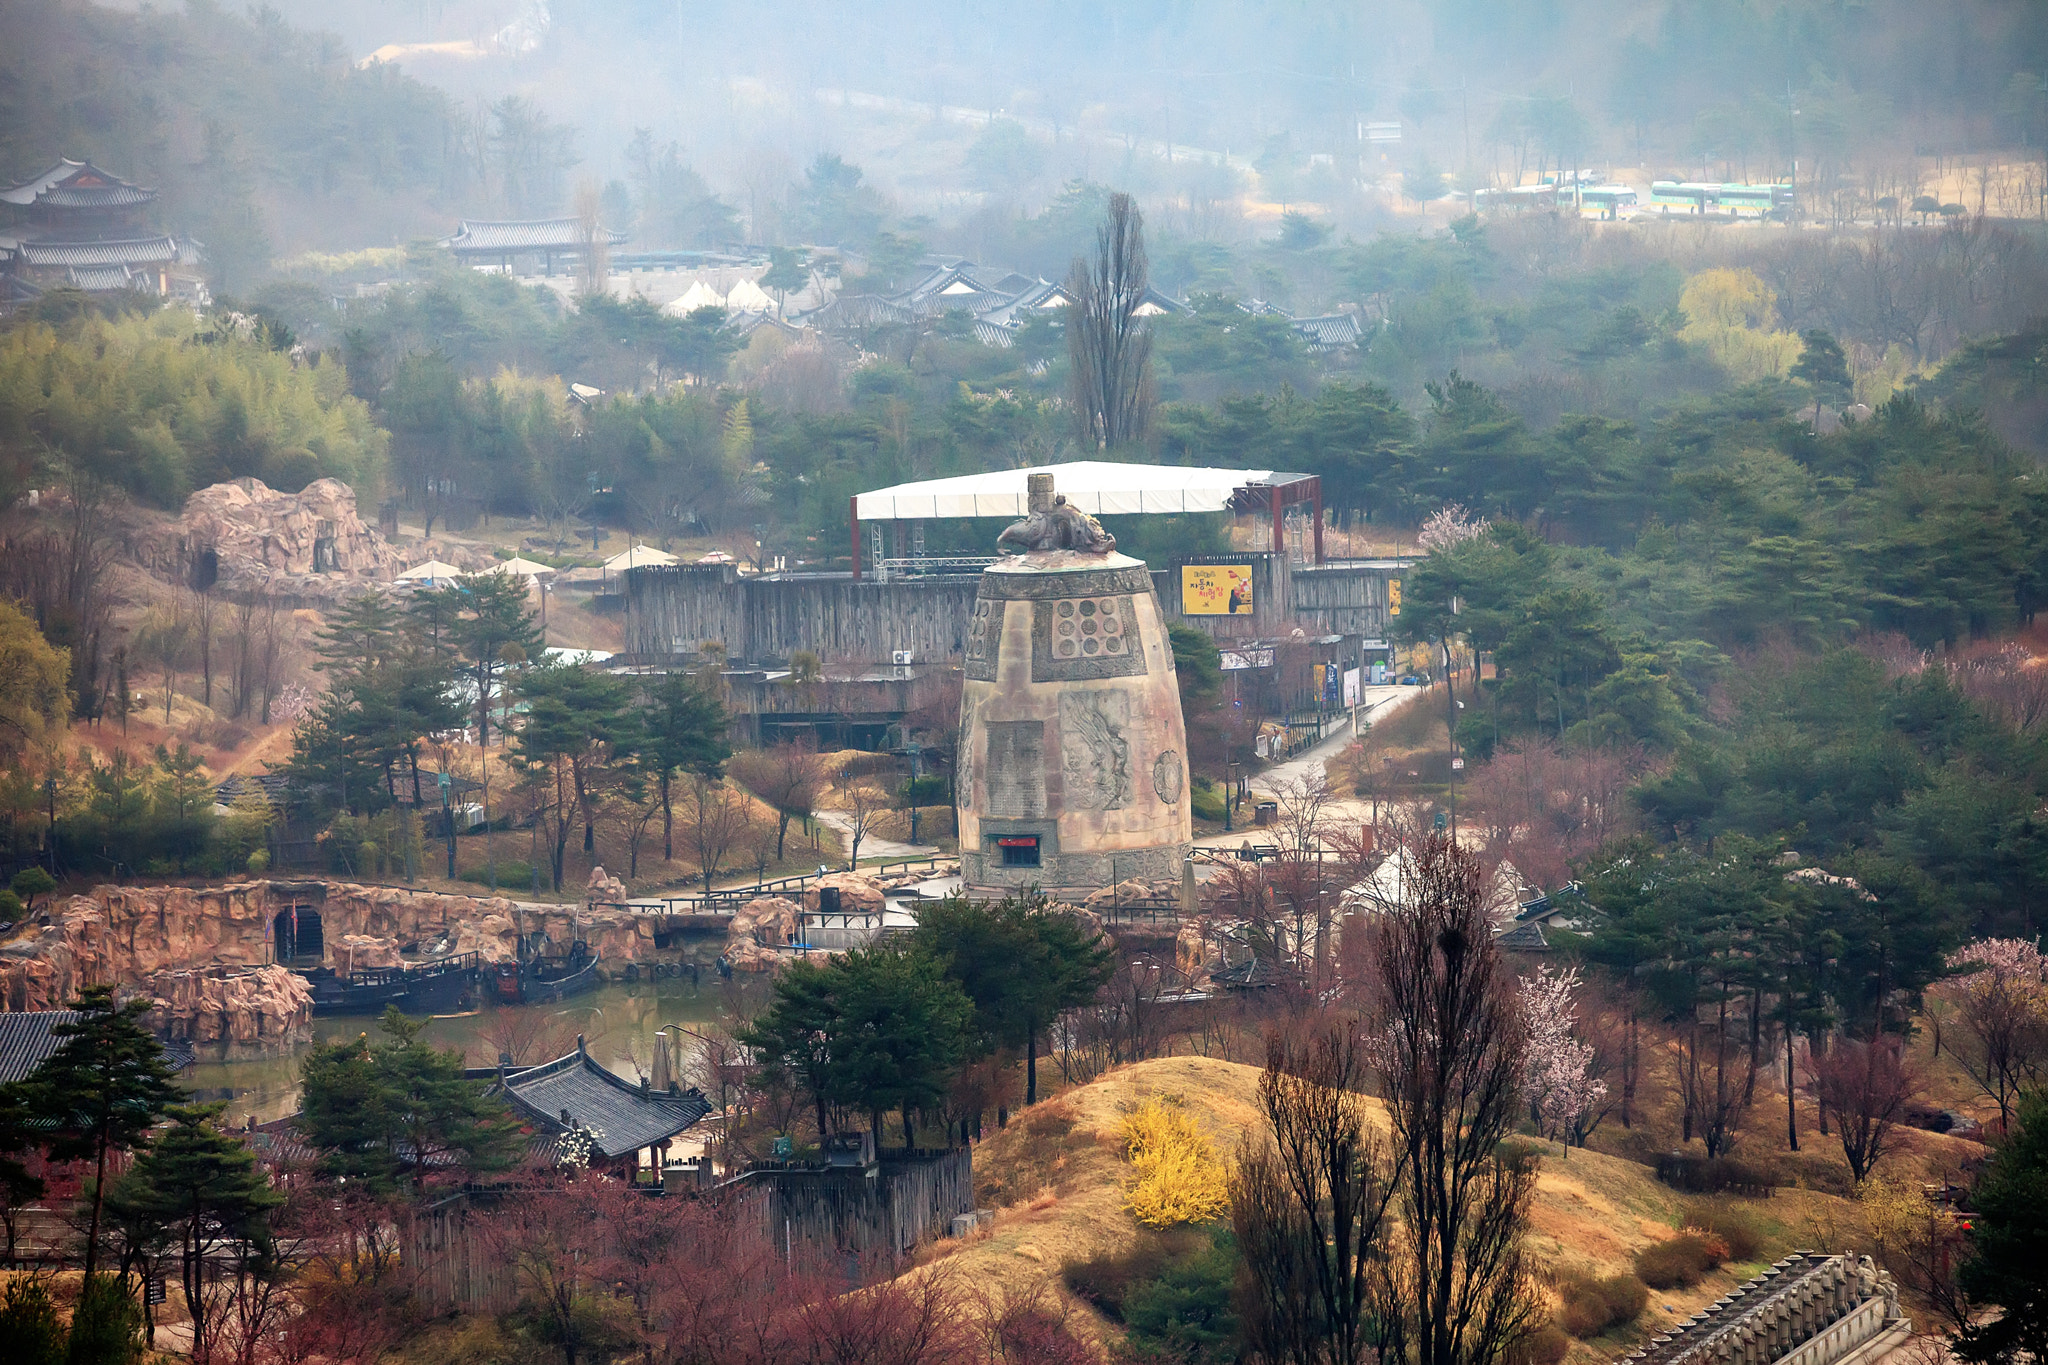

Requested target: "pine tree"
[
  {"left": 28, "top": 987, "right": 182, "bottom": 1278},
  {"left": 1958, "top": 1089, "right": 2048, "bottom": 1364},
  {"left": 297, "top": 1007, "right": 523, "bottom": 1195},
  {"left": 107, "top": 1103, "right": 283, "bottom": 1363}
]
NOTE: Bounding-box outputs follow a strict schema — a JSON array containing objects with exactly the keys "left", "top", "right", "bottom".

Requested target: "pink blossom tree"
[
  {"left": 1933, "top": 938, "right": 2048, "bottom": 1132},
  {"left": 1416, "top": 504, "right": 1489, "bottom": 554},
  {"left": 1520, "top": 965, "right": 1607, "bottom": 1149}
]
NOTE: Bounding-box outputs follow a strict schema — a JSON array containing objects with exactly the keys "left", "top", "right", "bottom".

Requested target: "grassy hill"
[{"left": 924, "top": 1056, "right": 1892, "bottom": 1360}]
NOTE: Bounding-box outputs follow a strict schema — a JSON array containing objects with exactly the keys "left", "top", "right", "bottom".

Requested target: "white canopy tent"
[
  {"left": 848, "top": 460, "right": 1322, "bottom": 577},
  {"left": 475, "top": 556, "right": 558, "bottom": 578},
  {"left": 602, "top": 544, "right": 679, "bottom": 583},
  {"left": 723, "top": 277, "right": 774, "bottom": 313},
  {"left": 396, "top": 559, "right": 467, "bottom": 584},
  {"left": 662, "top": 280, "right": 726, "bottom": 316}
]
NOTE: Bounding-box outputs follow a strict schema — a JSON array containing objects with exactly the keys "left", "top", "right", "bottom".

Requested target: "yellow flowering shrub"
[{"left": 1120, "top": 1095, "right": 1229, "bottom": 1227}]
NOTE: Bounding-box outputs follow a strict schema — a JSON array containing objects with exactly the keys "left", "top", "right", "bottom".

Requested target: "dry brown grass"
[{"left": 918, "top": 1055, "right": 1877, "bottom": 1361}]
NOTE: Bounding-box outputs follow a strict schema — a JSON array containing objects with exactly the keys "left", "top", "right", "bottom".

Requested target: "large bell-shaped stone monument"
[{"left": 958, "top": 472, "right": 1193, "bottom": 890}]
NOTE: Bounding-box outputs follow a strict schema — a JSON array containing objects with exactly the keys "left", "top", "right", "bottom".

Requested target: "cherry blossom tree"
[
  {"left": 1417, "top": 504, "right": 1489, "bottom": 553},
  {"left": 1520, "top": 966, "right": 1608, "bottom": 1149},
  {"left": 1933, "top": 939, "right": 2048, "bottom": 1132}
]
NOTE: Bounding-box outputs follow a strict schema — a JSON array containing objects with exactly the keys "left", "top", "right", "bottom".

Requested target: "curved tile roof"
[
  {"left": 19, "top": 236, "right": 178, "bottom": 267},
  {"left": 444, "top": 219, "right": 628, "bottom": 253},
  {"left": 1, "top": 160, "right": 156, "bottom": 209},
  {"left": 497, "top": 1043, "right": 710, "bottom": 1159}
]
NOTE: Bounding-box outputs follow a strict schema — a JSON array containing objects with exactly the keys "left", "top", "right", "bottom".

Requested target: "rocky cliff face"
[
  {"left": 133, "top": 477, "right": 495, "bottom": 602},
  {"left": 0, "top": 880, "right": 662, "bottom": 1051},
  {"left": 144, "top": 965, "right": 313, "bottom": 1054}
]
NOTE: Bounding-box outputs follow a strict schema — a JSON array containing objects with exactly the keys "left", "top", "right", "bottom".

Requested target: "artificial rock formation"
[
  {"left": 803, "top": 873, "right": 885, "bottom": 916},
  {"left": 724, "top": 896, "right": 803, "bottom": 971},
  {"left": 139, "top": 477, "right": 497, "bottom": 601},
  {"left": 0, "top": 880, "right": 660, "bottom": 1021},
  {"left": 166, "top": 478, "right": 404, "bottom": 590},
  {"left": 144, "top": 965, "right": 313, "bottom": 1053}
]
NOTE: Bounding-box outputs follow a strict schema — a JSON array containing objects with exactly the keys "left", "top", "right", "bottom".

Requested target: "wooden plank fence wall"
[
  {"left": 404, "top": 1148, "right": 972, "bottom": 1316},
  {"left": 407, "top": 1196, "right": 519, "bottom": 1317},
  {"left": 624, "top": 559, "right": 1407, "bottom": 667},
  {"left": 739, "top": 1148, "right": 974, "bottom": 1269}
]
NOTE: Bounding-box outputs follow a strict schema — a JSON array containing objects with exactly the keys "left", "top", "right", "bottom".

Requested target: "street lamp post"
[
  {"left": 906, "top": 742, "right": 922, "bottom": 845},
  {"left": 439, "top": 770, "right": 457, "bottom": 880}
]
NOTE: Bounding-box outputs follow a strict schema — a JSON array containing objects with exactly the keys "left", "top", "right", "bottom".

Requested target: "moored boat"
[
  {"left": 300, "top": 952, "right": 482, "bottom": 1016},
  {"left": 491, "top": 942, "right": 601, "bottom": 1005}
]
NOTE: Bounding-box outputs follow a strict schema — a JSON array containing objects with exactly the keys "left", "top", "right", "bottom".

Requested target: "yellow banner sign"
[
  {"left": 1182, "top": 564, "right": 1255, "bottom": 615},
  {"left": 1387, "top": 577, "right": 1402, "bottom": 616}
]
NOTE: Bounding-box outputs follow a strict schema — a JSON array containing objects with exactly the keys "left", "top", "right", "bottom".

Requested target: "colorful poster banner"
[{"left": 1182, "top": 564, "right": 1255, "bottom": 615}]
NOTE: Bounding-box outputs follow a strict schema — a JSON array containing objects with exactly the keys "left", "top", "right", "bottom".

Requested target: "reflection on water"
[{"left": 180, "top": 981, "right": 734, "bottom": 1123}]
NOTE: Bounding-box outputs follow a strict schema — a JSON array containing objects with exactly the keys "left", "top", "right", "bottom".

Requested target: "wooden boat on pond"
[
  {"left": 491, "top": 942, "right": 600, "bottom": 1005},
  {"left": 300, "top": 952, "right": 482, "bottom": 1016}
]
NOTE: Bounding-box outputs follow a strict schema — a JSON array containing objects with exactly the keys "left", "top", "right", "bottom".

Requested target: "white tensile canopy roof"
[
  {"left": 603, "top": 544, "right": 679, "bottom": 572},
  {"left": 476, "top": 556, "right": 557, "bottom": 577},
  {"left": 396, "top": 559, "right": 467, "bottom": 581},
  {"left": 853, "top": 460, "right": 1287, "bottom": 521},
  {"left": 662, "top": 280, "right": 726, "bottom": 316},
  {"left": 722, "top": 277, "right": 774, "bottom": 312}
]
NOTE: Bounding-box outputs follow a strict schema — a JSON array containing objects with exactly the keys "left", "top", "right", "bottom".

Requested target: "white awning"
[
  {"left": 854, "top": 460, "right": 1288, "bottom": 521},
  {"left": 603, "top": 544, "right": 679, "bottom": 572},
  {"left": 474, "top": 556, "right": 557, "bottom": 577},
  {"left": 396, "top": 559, "right": 466, "bottom": 581}
]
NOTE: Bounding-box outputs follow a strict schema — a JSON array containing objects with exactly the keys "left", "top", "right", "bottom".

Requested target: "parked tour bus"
[{"left": 1650, "top": 181, "right": 1794, "bottom": 217}]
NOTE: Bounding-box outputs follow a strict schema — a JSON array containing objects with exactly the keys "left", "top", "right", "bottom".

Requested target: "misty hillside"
[{"left": 11, "top": 0, "right": 2048, "bottom": 269}]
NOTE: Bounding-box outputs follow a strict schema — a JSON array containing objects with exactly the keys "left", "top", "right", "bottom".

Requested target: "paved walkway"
[
  {"left": 1191, "top": 684, "right": 1424, "bottom": 852},
  {"left": 812, "top": 809, "right": 941, "bottom": 860}
]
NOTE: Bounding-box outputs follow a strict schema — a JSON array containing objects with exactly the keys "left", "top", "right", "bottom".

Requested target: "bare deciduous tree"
[
  {"left": 730, "top": 740, "right": 828, "bottom": 860},
  {"left": 193, "top": 586, "right": 218, "bottom": 709},
  {"left": 1367, "top": 833, "right": 1543, "bottom": 1365},
  {"left": 1066, "top": 191, "right": 1154, "bottom": 449},
  {"left": 1232, "top": 1025, "right": 1397, "bottom": 1365},
  {"left": 682, "top": 774, "right": 755, "bottom": 892},
  {"left": 837, "top": 779, "right": 892, "bottom": 869},
  {"left": 1808, "top": 1035, "right": 1919, "bottom": 1184},
  {"left": 478, "top": 1009, "right": 579, "bottom": 1068}
]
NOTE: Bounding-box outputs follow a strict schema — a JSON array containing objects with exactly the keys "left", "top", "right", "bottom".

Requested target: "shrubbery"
[
  {"left": 1557, "top": 1272, "right": 1649, "bottom": 1337},
  {"left": 1653, "top": 1152, "right": 1776, "bottom": 1196},
  {"left": 1635, "top": 1231, "right": 1728, "bottom": 1289},
  {"left": 462, "top": 860, "right": 536, "bottom": 888},
  {"left": 1682, "top": 1200, "right": 1768, "bottom": 1262},
  {"left": 1121, "top": 1096, "right": 1229, "bottom": 1228}
]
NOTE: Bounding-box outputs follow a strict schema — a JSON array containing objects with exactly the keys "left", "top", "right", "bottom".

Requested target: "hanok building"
[
  {"left": 492, "top": 1037, "right": 712, "bottom": 1176},
  {"left": 0, "top": 159, "right": 205, "bottom": 308},
  {"left": 441, "top": 218, "right": 628, "bottom": 277},
  {"left": 804, "top": 259, "right": 1173, "bottom": 349}
]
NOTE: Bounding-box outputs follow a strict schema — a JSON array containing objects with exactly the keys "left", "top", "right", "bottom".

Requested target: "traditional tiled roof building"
[
  {"left": 492, "top": 1036, "right": 711, "bottom": 1167},
  {"left": 1618, "top": 1253, "right": 1907, "bottom": 1365},
  {"left": 0, "top": 159, "right": 205, "bottom": 306},
  {"left": 442, "top": 218, "right": 628, "bottom": 275}
]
